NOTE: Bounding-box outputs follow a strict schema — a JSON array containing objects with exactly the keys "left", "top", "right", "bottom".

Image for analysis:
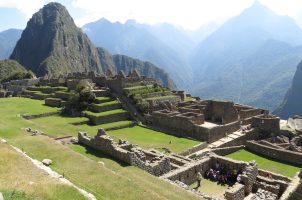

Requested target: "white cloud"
[
  {"left": 71, "top": 0, "right": 257, "bottom": 29},
  {"left": 1, "top": 0, "right": 302, "bottom": 30},
  {"left": 0, "top": 0, "right": 47, "bottom": 19}
]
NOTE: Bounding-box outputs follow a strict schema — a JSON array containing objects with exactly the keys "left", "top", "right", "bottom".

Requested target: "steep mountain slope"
[
  {"left": 190, "top": 1, "right": 302, "bottom": 111},
  {"left": 83, "top": 18, "right": 193, "bottom": 88},
  {"left": 10, "top": 2, "right": 102, "bottom": 77},
  {"left": 0, "top": 29, "right": 22, "bottom": 59},
  {"left": 0, "top": 59, "right": 28, "bottom": 82},
  {"left": 8, "top": 3, "right": 174, "bottom": 88},
  {"left": 97, "top": 48, "right": 175, "bottom": 88},
  {"left": 274, "top": 61, "right": 302, "bottom": 118}
]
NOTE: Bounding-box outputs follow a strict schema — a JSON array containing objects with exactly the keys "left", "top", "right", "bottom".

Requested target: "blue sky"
[{"left": 0, "top": 0, "right": 302, "bottom": 32}]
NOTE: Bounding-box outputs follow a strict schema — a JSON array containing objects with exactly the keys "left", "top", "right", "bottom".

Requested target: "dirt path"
[{"left": 0, "top": 138, "right": 97, "bottom": 200}]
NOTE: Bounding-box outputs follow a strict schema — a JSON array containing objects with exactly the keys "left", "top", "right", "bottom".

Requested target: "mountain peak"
[
  {"left": 243, "top": 0, "right": 273, "bottom": 16},
  {"left": 10, "top": 2, "right": 102, "bottom": 76}
]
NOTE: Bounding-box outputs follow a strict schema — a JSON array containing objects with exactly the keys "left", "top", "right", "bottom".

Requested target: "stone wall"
[
  {"left": 251, "top": 115, "right": 280, "bottom": 136},
  {"left": 212, "top": 146, "right": 245, "bottom": 156},
  {"left": 86, "top": 111, "right": 129, "bottom": 125},
  {"left": 89, "top": 102, "right": 122, "bottom": 112},
  {"left": 179, "top": 142, "right": 208, "bottom": 156},
  {"left": 204, "top": 100, "right": 238, "bottom": 124},
  {"left": 225, "top": 183, "right": 245, "bottom": 200},
  {"left": 78, "top": 130, "right": 171, "bottom": 176},
  {"left": 246, "top": 141, "right": 302, "bottom": 165},
  {"left": 207, "top": 121, "right": 240, "bottom": 143},
  {"left": 21, "top": 111, "right": 59, "bottom": 119},
  {"left": 45, "top": 98, "right": 62, "bottom": 107}
]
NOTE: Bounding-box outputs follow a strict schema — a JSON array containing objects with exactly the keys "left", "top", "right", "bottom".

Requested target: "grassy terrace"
[
  {"left": 0, "top": 97, "right": 201, "bottom": 199},
  {"left": 0, "top": 142, "right": 85, "bottom": 200},
  {"left": 95, "top": 96, "right": 113, "bottom": 103},
  {"left": 85, "top": 109, "right": 128, "bottom": 116},
  {"left": 108, "top": 126, "right": 200, "bottom": 153},
  {"left": 226, "top": 149, "right": 302, "bottom": 177},
  {"left": 145, "top": 95, "right": 178, "bottom": 101}
]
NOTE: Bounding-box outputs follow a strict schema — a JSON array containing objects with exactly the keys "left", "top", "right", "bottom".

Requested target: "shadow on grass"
[{"left": 72, "top": 143, "right": 129, "bottom": 167}]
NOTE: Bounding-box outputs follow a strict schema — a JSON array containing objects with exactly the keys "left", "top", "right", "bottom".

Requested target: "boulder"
[{"left": 42, "top": 159, "right": 52, "bottom": 166}]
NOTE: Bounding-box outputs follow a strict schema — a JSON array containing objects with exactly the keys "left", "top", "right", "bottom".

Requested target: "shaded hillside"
[
  {"left": 83, "top": 18, "right": 193, "bottom": 88},
  {"left": 10, "top": 2, "right": 102, "bottom": 77},
  {"left": 97, "top": 48, "right": 175, "bottom": 89},
  {"left": 0, "top": 59, "right": 29, "bottom": 82},
  {"left": 0, "top": 29, "right": 22, "bottom": 59},
  {"left": 190, "top": 1, "right": 302, "bottom": 111},
  {"left": 274, "top": 61, "right": 302, "bottom": 118}
]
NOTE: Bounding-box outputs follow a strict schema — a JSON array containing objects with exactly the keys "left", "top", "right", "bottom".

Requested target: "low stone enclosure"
[
  {"left": 78, "top": 129, "right": 193, "bottom": 176},
  {"left": 162, "top": 153, "right": 301, "bottom": 200}
]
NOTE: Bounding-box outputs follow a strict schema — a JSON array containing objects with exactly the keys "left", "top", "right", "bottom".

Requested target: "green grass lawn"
[
  {"left": 107, "top": 126, "right": 200, "bottom": 153},
  {"left": 0, "top": 142, "right": 85, "bottom": 200},
  {"left": 226, "top": 149, "right": 302, "bottom": 177},
  {"left": 85, "top": 109, "right": 128, "bottom": 117},
  {"left": 191, "top": 179, "right": 228, "bottom": 197},
  {"left": 0, "top": 98, "right": 201, "bottom": 200}
]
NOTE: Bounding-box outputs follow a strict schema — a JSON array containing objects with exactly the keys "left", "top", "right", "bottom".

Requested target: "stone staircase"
[{"left": 187, "top": 131, "right": 246, "bottom": 158}]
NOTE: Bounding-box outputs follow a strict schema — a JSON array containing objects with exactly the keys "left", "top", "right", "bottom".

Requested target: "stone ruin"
[
  {"left": 145, "top": 100, "right": 271, "bottom": 143},
  {"left": 79, "top": 128, "right": 170, "bottom": 176},
  {"left": 161, "top": 152, "right": 299, "bottom": 200}
]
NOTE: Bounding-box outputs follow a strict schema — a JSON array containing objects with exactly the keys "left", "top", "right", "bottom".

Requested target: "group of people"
[{"left": 203, "top": 161, "right": 243, "bottom": 185}]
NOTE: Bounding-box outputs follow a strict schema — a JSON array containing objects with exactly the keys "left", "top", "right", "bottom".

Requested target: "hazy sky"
[{"left": 1, "top": 0, "right": 302, "bottom": 31}]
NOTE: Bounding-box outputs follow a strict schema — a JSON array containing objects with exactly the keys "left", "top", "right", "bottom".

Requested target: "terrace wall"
[
  {"left": 86, "top": 112, "right": 129, "bottom": 125},
  {"left": 246, "top": 141, "right": 302, "bottom": 165}
]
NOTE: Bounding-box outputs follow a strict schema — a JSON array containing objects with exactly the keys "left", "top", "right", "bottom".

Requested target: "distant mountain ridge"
[
  {"left": 0, "top": 29, "right": 22, "bottom": 59},
  {"left": 83, "top": 18, "right": 194, "bottom": 88},
  {"left": 8, "top": 3, "right": 174, "bottom": 88},
  {"left": 274, "top": 60, "right": 302, "bottom": 118},
  {"left": 189, "top": 1, "right": 302, "bottom": 111}
]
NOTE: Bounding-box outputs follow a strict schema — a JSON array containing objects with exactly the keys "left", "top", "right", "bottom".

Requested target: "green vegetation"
[
  {"left": 124, "top": 84, "right": 167, "bottom": 97},
  {"left": 95, "top": 96, "right": 113, "bottom": 103},
  {"left": 191, "top": 179, "right": 228, "bottom": 197},
  {"left": 0, "top": 142, "right": 86, "bottom": 200},
  {"left": 96, "top": 100, "right": 120, "bottom": 106},
  {"left": 0, "top": 59, "right": 33, "bottom": 83},
  {"left": 85, "top": 109, "right": 128, "bottom": 117},
  {"left": 108, "top": 126, "right": 200, "bottom": 153},
  {"left": 226, "top": 149, "right": 302, "bottom": 177},
  {"left": 0, "top": 97, "right": 200, "bottom": 200}
]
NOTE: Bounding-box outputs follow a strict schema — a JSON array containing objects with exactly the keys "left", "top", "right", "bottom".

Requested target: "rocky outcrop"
[
  {"left": 10, "top": 2, "right": 102, "bottom": 77},
  {"left": 97, "top": 47, "right": 175, "bottom": 88},
  {"left": 274, "top": 60, "right": 302, "bottom": 118}
]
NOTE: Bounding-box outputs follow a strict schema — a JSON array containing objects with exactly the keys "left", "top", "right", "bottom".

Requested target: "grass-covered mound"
[{"left": 0, "top": 59, "right": 33, "bottom": 82}]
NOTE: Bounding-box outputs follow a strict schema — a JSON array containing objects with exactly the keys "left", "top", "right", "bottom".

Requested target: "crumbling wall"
[
  {"left": 78, "top": 131, "right": 171, "bottom": 176},
  {"left": 225, "top": 183, "right": 245, "bottom": 200}
]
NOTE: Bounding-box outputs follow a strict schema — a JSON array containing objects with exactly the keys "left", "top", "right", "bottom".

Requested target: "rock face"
[
  {"left": 9, "top": 2, "right": 175, "bottom": 88},
  {"left": 10, "top": 2, "right": 102, "bottom": 77},
  {"left": 274, "top": 61, "right": 302, "bottom": 118},
  {"left": 97, "top": 47, "right": 176, "bottom": 89}
]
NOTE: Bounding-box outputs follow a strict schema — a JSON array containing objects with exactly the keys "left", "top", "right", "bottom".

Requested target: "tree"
[{"left": 63, "top": 80, "right": 95, "bottom": 115}]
